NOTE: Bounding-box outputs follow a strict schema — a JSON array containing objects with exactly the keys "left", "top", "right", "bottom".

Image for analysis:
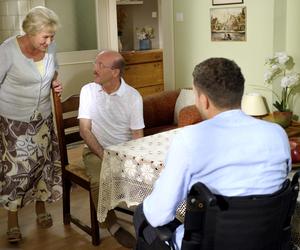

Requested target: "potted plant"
[
  {"left": 264, "top": 52, "right": 300, "bottom": 127},
  {"left": 136, "top": 26, "right": 154, "bottom": 50}
]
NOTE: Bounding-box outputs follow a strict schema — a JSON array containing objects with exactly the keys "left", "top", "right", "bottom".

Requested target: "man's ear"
[
  {"left": 112, "top": 68, "right": 121, "bottom": 78},
  {"left": 197, "top": 92, "right": 209, "bottom": 111},
  {"left": 194, "top": 86, "right": 208, "bottom": 111}
]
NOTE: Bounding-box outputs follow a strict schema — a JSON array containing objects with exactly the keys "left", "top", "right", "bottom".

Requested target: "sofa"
[{"left": 143, "top": 89, "right": 203, "bottom": 136}]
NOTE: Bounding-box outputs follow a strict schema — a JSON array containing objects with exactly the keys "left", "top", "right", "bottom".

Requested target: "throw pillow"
[{"left": 174, "top": 89, "right": 195, "bottom": 124}]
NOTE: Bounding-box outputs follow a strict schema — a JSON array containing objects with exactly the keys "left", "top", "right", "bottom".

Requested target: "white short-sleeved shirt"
[
  {"left": 78, "top": 79, "right": 145, "bottom": 148},
  {"left": 0, "top": 36, "right": 58, "bottom": 122},
  {"left": 143, "top": 110, "right": 291, "bottom": 250}
]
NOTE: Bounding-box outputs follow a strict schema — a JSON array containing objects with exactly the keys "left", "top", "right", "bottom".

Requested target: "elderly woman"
[{"left": 0, "top": 6, "right": 62, "bottom": 242}]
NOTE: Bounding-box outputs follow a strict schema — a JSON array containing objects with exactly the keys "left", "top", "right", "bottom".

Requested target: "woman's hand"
[{"left": 52, "top": 79, "right": 63, "bottom": 96}]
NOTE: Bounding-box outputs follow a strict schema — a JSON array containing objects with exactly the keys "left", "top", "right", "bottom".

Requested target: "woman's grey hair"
[{"left": 22, "top": 6, "right": 60, "bottom": 35}]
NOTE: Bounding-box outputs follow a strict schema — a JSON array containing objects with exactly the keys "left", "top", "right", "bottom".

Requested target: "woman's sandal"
[
  {"left": 36, "top": 213, "right": 53, "bottom": 228},
  {"left": 7, "top": 227, "right": 22, "bottom": 243}
]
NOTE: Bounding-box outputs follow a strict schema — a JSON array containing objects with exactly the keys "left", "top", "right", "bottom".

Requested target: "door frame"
[
  {"left": 97, "top": 0, "right": 175, "bottom": 90},
  {"left": 33, "top": 0, "right": 175, "bottom": 91}
]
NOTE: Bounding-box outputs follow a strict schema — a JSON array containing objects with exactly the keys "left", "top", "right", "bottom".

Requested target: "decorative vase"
[
  {"left": 139, "top": 39, "right": 152, "bottom": 50},
  {"left": 273, "top": 111, "right": 293, "bottom": 128}
]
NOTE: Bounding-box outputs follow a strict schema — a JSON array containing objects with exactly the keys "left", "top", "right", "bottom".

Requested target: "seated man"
[
  {"left": 133, "top": 57, "right": 291, "bottom": 249},
  {"left": 78, "top": 50, "right": 144, "bottom": 248}
]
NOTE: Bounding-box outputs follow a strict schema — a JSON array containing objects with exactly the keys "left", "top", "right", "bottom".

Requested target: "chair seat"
[
  {"left": 117, "top": 201, "right": 136, "bottom": 212},
  {"left": 65, "top": 144, "right": 90, "bottom": 182},
  {"left": 66, "top": 164, "right": 89, "bottom": 182},
  {"left": 67, "top": 143, "right": 85, "bottom": 165}
]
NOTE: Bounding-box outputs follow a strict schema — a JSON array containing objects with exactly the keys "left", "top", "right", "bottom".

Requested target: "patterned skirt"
[{"left": 0, "top": 111, "right": 62, "bottom": 211}]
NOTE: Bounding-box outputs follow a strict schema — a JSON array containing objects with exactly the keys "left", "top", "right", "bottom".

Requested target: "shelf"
[{"left": 117, "top": 1, "right": 143, "bottom": 5}]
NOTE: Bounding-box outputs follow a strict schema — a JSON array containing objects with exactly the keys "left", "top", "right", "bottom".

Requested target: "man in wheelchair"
[{"left": 133, "top": 58, "right": 296, "bottom": 250}]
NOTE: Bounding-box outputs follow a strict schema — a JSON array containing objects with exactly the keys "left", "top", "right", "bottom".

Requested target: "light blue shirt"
[{"left": 143, "top": 109, "right": 291, "bottom": 250}]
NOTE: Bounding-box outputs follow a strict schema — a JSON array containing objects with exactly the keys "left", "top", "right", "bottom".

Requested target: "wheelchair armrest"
[
  {"left": 156, "top": 227, "right": 173, "bottom": 241},
  {"left": 156, "top": 218, "right": 182, "bottom": 242},
  {"left": 189, "top": 182, "right": 217, "bottom": 209},
  {"left": 292, "top": 170, "right": 300, "bottom": 186}
]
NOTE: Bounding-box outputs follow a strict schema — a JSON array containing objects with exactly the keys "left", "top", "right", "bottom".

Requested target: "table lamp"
[{"left": 241, "top": 93, "right": 268, "bottom": 117}]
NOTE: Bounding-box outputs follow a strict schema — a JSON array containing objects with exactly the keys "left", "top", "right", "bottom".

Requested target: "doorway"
[
  {"left": 97, "top": 0, "right": 175, "bottom": 91},
  {"left": 30, "top": 0, "right": 175, "bottom": 97}
]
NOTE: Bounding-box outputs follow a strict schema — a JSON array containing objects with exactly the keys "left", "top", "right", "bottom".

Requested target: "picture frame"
[
  {"left": 212, "top": 0, "right": 243, "bottom": 6},
  {"left": 210, "top": 7, "right": 246, "bottom": 41}
]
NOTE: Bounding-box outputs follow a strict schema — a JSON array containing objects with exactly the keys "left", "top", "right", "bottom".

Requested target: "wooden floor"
[{"left": 0, "top": 186, "right": 135, "bottom": 250}]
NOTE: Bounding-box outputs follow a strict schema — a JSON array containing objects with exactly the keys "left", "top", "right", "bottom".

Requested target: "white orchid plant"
[
  {"left": 264, "top": 52, "right": 300, "bottom": 112},
  {"left": 136, "top": 26, "right": 154, "bottom": 40}
]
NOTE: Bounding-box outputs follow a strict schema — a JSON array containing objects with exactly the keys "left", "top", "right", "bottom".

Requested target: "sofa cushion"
[
  {"left": 143, "top": 90, "right": 180, "bottom": 130},
  {"left": 174, "top": 89, "right": 195, "bottom": 124},
  {"left": 178, "top": 105, "right": 202, "bottom": 128}
]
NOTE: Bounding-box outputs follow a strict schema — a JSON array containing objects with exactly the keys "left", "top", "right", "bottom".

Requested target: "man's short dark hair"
[
  {"left": 112, "top": 57, "right": 125, "bottom": 76},
  {"left": 192, "top": 57, "right": 245, "bottom": 109}
]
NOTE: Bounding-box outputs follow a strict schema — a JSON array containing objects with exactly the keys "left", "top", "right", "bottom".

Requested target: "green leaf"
[{"left": 273, "top": 100, "right": 284, "bottom": 112}]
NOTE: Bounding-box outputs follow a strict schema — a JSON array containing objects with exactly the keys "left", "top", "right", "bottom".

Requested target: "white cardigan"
[{"left": 0, "top": 36, "right": 58, "bottom": 122}]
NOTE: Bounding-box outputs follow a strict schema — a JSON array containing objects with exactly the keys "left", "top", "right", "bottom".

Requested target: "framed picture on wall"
[
  {"left": 210, "top": 7, "right": 246, "bottom": 41},
  {"left": 212, "top": 0, "right": 243, "bottom": 5}
]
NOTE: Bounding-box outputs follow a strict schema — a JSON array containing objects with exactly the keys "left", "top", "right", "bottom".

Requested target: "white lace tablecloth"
[
  {"left": 97, "top": 128, "right": 180, "bottom": 223},
  {"left": 96, "top": 128, "right": 300, "bottom": 248}
]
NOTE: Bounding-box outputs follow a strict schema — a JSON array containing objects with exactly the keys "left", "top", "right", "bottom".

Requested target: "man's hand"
[
  {"left": 132, "top": 129, "right": 144, "bottom": 140},
  {"left": 80, "top": 118, "right": 104, "bottom": 159}
]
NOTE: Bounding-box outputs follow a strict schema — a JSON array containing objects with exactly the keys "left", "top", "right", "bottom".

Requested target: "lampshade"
[{"left": 241, "top": 93, "right": 268, "bottom": 116}]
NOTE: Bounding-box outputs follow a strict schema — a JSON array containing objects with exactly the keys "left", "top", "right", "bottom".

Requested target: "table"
[
  {"left": 97, "top": 128, "right": 300, "bottom": 247},
  {"left": 97, "top": 128, "right": 180, "bottom": 223},
  {"left": 285, "top": 120, "right": 300, "bottom": 138}
]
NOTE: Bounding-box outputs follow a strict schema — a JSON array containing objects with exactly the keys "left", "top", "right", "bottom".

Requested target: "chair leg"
[
  {"left": 63, "top": 177, "right": 71, "bottom": 225},
  {"left": 89, "top": 190, "right": 100, "bottom": 246}
]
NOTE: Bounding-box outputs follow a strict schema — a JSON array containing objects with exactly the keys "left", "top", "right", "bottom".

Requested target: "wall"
[
  {"left": 75, "top": 0, "right": 97, "bottom": 51},
  {"left": 45, "top": 0, "right": 97, "bottom": 52},
  {"left": 56, "top": 50, "right": 96, "bottom": 100},
  {"left": 286, "top": 0, "right": 300, "bottom": 117},
  {"left": 45, "top": 0, "right": 78, "bottom": 52},
  {"left": 0, "top": 0, "right": 96, "bottom": 52},
  {"left": 173, "top": 0, "right": 300, "bottom": 117},
  {"left": 119, "top": 0, "right": 159, "bottom": 51},
  {"left": 0, "top": 0, "right": 29, "bottom": 43},
  {"left": 0, "top": 0, "right": 97, "bottom": 100},
  {"left": 43, "top": 0, "right": 97, "bottom": 100}
]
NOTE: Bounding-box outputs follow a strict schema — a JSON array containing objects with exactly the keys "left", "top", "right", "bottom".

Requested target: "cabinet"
[
  {"left": 117, "top": 1, "right": 143, "bottom": 5},
  {"left": 121, "top": 49, "right": 164, "bottom": 96}
]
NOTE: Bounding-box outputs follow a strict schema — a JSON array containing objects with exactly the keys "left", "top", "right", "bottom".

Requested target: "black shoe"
[{"left": 113, "top": 227, "right": 136, "bottom": 249}]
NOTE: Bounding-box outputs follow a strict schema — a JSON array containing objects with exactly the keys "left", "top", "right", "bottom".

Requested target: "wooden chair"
[
  {"left": 52, "top": 91, "right": 134, "bottom": 245},
  {"left": 52, "top": 91, "right": 100, "bottom": 245}
]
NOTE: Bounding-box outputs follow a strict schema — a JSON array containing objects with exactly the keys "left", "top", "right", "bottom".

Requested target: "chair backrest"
[
  {"left": 52, "top": 91, "right": 82, "bottom": 167},
  {"left": 182, "top": 171, "right": 300, "bottom": 250}
]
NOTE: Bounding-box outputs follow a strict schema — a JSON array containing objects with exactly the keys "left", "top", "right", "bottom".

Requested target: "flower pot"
[
  {"left": 139, "top": 39, "right": 152, "bottom": 50},
  {"left": 273, "top": 111, "right": 293, "bottom": 128}
]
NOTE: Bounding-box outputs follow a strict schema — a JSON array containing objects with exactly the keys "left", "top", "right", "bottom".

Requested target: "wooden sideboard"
[
  {"left": 263, "top": 114, "right": 300, "bottom": 138},
  {"left": 121, "top": 49, "right": 164, "bottom": 96}
]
